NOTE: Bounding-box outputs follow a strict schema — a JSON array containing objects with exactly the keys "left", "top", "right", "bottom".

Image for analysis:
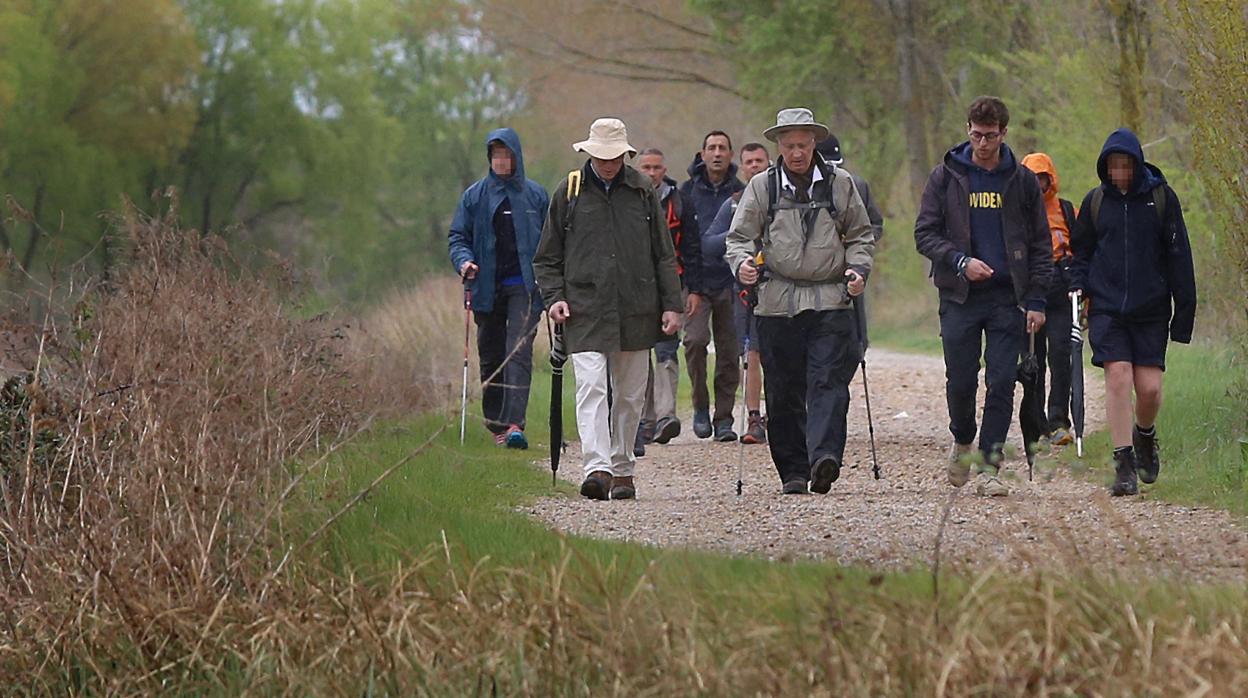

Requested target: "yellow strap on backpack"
[{"left": 566, "top": 169, "right": 582, "bottom": 200}]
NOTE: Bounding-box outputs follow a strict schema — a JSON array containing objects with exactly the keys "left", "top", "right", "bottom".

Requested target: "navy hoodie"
[
  {"left": 679, "top": 153, "right": 744, "bottom": 291},
  {"left": 949, "top": 142, "right": 1016, "bottom": 292},
  {"left": 1069, "top": 128, "right": 1196, "bottom": 342}
]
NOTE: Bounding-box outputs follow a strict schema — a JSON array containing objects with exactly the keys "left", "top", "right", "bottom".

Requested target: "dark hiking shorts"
[{"left": 1088, "top": 313, "right": 1169, "bottom": 370}]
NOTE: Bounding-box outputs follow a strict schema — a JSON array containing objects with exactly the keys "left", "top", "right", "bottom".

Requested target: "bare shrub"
[{"left": 0, "top": 200, "right": 370, "bottom": 683}]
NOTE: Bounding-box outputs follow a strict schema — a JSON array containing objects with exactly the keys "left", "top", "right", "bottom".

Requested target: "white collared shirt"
[{"left": 778, "top": 162, "right": 824, "bottom": 199}]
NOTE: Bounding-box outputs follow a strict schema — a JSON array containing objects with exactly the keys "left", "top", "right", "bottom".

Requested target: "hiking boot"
[
  {"left": 974, "top": 469, "right": 1009, "bottom": 497},
  {"left": 693, "top": 410, "right": 712, "bottom": 439},
  {"left": 947, "top": 440, "right": 974, "bottom": 487},
  {"left": 637, "top": 419, "right": 655, "bottom": 444},
  {"left": 579, "top": 471, "right": 612, "bottom": 501},
  {"left": 505, "top": 425, "right": 528, "bottom": 450},
  {"left": 653, "top": 416, "right": 681, "bottom": 444},
  {"left": 782, "top": 479, "right": 808, "bottom": 495},
  {"left": 809, "top": 456, "right": 841, "bottom": 494},
  {"left": 1133, "top": 425, "right": 1160, "bottom": 484},
  {"left": 712, "top": 419, "right": 738, "bottom": 442},
  {"left": 610, "top": 475, "right": 636, "bottom": 500},
  {"left": 1050, "top": 427, "right": 1074, "bottom": 447},
  {"left": 633, "top": 430, "right": 646, "bottom": 458},
  {"left": 741, "top": 412, "right": 767, "bottom": 444},
  {"left": 1111, "top": 448, "right": 1139, "bottom": 496}
]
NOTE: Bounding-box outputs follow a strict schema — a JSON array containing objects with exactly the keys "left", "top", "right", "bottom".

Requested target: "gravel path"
[{"left": 524, "top": 348, "right": 1248, "bottom": 582}]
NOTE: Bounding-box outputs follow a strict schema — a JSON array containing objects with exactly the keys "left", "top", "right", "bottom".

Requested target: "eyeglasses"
[{"left": 968, "top": 130, "right": 1003, "bottom": 143}]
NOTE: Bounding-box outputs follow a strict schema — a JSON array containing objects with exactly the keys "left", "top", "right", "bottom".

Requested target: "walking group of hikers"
[{"left": 448, "top": 95, "right": 1196, "bottom": 502}]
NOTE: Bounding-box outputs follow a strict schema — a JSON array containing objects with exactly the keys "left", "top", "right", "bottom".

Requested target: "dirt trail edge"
[{"left": 524, "top": 348, "right": 1248, "bottom": 582}]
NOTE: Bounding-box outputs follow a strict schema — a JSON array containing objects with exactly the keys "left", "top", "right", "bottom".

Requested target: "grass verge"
[
  {"left": 289, "top": 352, "right": 1248, "bottom": 694},
  {"left": 1060, "top": 341, "right": 1247, "bottom": 515}
]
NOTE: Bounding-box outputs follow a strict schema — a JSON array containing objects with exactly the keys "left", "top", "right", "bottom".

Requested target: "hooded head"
[
  {"left": 1096, "top": 128, "right": 1162, "bottom": 195},
  {"left": 485, "top": 127, "right": 526, "bottom": 185},
  {"left": 1021, "top": 152, "right": 1060, "bottom": 200}
]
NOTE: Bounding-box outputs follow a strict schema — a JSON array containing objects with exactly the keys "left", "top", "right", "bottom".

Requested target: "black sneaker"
[
  {"left": 809, "top": 456, "right": 841, "bottom": 494},
  {"left": 633, "top": 429, "right": 646, "bottom": 458},
  {"left": 653, "top": 416, "right": 681, "bottom": 444},
  {"left": 712, "top": 419, "right": 737, "bottom": 442},
  {"left": 782, "top": 479, "right": 808, "bottom": 495},
  {"left": 1110, "top": 448, "right": 1138, "bottom": 497},
  {"left": 1133, "top": 426, "right": 1160, "bottom": 484},
  {"left": 693, "top": 410, "right": 712, "bottom": 439}
]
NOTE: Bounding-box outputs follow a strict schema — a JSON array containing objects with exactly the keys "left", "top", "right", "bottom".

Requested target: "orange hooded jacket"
[{"left": 1021, "top": 152, "right": 1077, "bottom": 262}]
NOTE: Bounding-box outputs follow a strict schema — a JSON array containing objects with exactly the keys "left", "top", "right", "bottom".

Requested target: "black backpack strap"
[{"left": 1152, "top": 184, "right": 1167, "bottom": 222}]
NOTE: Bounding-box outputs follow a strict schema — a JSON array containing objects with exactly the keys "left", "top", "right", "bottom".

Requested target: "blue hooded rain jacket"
[{"left": 448, "top": 128, "right": 549, "bottom": 314}]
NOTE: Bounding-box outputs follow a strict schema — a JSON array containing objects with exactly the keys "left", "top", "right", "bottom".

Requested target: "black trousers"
[
  {"left": 939, "top": 287, "right": 1024, "bottom": 465},
  {"left": 1034, "top": 282, "right": 1074, "bottom": 432},
  {"left": 757, "top": 309, "right": 861, "bottom": 484},
  {"left": 475, "top": 285, "right": 541, "bottom": 433}
]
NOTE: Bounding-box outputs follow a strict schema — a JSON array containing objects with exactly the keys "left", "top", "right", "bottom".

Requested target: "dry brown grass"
[{"left": 0, "top": 200, "right": 1245, "bottom": 695}]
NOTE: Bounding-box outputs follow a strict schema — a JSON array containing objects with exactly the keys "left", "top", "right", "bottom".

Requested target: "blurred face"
[
  {"left": 701, "top": 134, "right": 732, "bottom": 179},
  {"left": 1107, "top": 152, "right": 1135, "bottom": 193},
  {"left": 590, "top": 155, "right": 625, "bottom": 182},
  {"left": 777, "top": 130, "right": 816, "bottom": 175},
  {"left": 739, "top": 147, "right": 769, "bottom": 181},
  {"left": 638, "top": 153, "right": 667, "bottom": 187},
  {"left": 1037, "top": 172, "right": 1052, "bottom": 194},
  {"left": 489, "top": 143, "right": 514, "bottom": 178},
  {"left": 967, "top": 121, "right": 1006, "bottom": 165}
]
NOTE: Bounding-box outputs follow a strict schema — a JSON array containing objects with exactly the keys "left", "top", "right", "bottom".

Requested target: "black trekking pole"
[
  {"left": 459, "top": 275, "right": 472, "bottom": 445},
  {"left": 850, "top": 287, "right": 880, "bottom": 480}
]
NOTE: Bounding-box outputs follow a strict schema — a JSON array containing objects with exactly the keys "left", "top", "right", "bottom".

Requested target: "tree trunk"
[
  {"left": 892, "top": 0, "right": 931, "bottom": 203},
  {"left": 1109, "top": 0, "right": 1148, "bottom": 134}
]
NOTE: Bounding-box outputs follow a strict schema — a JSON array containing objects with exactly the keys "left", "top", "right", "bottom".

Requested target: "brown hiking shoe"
[
  {"left": 741, "top": 413, "right": 767, "bottom": 444},
  {"left": 610, "top": 475, "right": 636, "bottom": 500},
  {"left": 948, "top": 440, "right": 974, "bottom": 487},
  {"left": 579, "top": 471, "right": 612, "bottom": 501}
]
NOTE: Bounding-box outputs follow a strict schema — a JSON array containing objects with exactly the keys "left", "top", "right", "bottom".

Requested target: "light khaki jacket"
[{"left": 724, "top": 159, "right": 875, "bottom": 317}]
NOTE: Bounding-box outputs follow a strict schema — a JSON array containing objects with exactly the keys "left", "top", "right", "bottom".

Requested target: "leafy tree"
[{"left": 0, "top": 0, "right": 198, "bottom": 275}]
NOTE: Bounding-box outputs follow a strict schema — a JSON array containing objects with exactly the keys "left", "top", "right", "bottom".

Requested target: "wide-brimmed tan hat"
[
  {"left": 763, "top": 107, "right": 830, "bottom": 143},
  {"left": 572, "top": 117, "right": 637, "bottom": 160}
]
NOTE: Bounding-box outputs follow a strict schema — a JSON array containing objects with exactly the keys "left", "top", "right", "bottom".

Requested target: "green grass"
[
  {"left": 312, "top": 366, "right": 933, "bottom": 607},
  {"left": 279, "top": 339, "right": 1248, "bottom": 694},
  {"left": 1060, "top": 341, "right": 1248, "bottom": 515}
]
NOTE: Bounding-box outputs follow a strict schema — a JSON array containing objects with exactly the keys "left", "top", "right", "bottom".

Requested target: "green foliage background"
[{"left": 0, "top": 0, "right": 1243, "bottom": 357}]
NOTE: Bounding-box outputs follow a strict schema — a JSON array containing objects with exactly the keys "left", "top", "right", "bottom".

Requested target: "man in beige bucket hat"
[
  {"left": 725, "top": 107, "right": 876, "bottom": 495},
  {"left": 534, "top": 118, "right": 684, "bottom": 501}
]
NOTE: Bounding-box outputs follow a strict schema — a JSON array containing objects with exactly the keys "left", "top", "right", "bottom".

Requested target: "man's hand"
[
  {"left": 1026, "top": 310, "right": 1046, "bottom": 334},
  {"left": 661, "top": 311, "right": 682, "bottom": 335},
  {"left": 460, "top": 260, "right": 479, "bottom": 279},
  {"left": 685, "top": 293, "right": 703, "bottom": 317},
  {"left": 846, "top": 269, "right": 866, "bottom": 297},
  {"left": 549, "top": 301, "right": 571, "bottom": 323},
  {"left": 964, "top": 258, "right": 994, "bottom": 282},
  {"left": 737, "top": 260, "right": 759, "bottom": 285}
]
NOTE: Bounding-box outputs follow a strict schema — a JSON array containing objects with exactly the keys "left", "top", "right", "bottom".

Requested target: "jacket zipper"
[{"left": 1121, "top": 200, "right": 1129, "bottom": 314}]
